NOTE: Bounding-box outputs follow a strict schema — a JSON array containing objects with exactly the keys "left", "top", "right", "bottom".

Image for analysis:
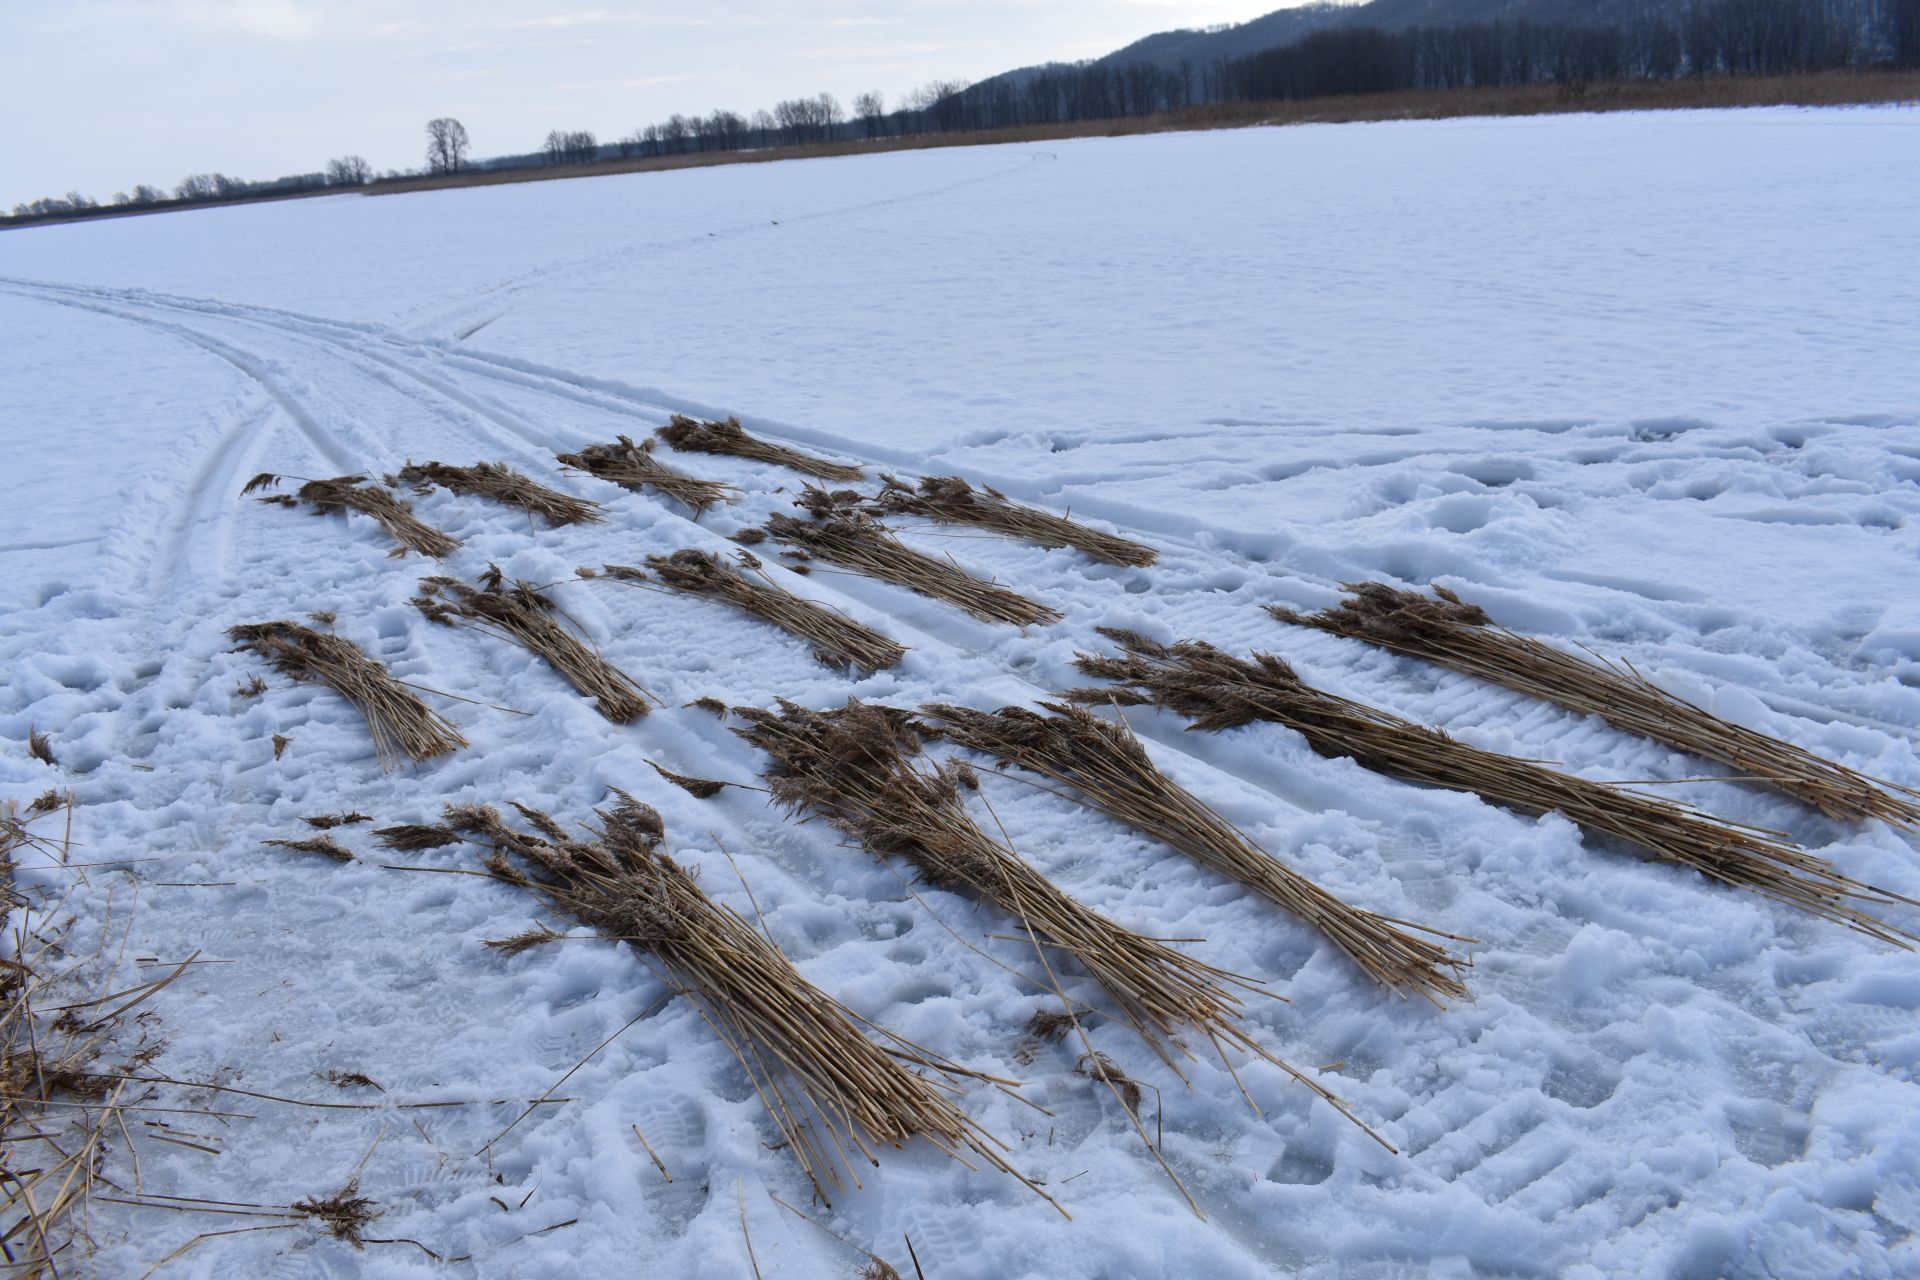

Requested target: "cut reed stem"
[
  {"left": 245, "top": 473, "right": 460, "bottom": 558},
  {"left": 732, "top": 698, "right": 1382, "bottom": 1142},
  {"left": 875, "top": 475, "right": 1156, "bottom": 567},
  {"left": 432, "top": 794, "right": 1057, "bottom": 1211},
  {"left": 1069, "top": 630, "right": 1915, "bottom": 948},
  {"left": 415, "top": 566, "right": 654, "bottom": 722},
  {"left": 228, "top": 620, "right": 467, "bottom": 769},
  {"left": 393, "top": 460, "right": 605, "bottom": 527},
  {"left": 758, "top": 489, "right": 1061, "bottom": 627},
  {"left": 1273, "top": 582, "right": 1920, "bottom": 829},
  {"left": 656, "top": 415, "right": 865, "bottom": 483},
  {"left": 926, "top": 702, "right": 1471, "bottom": 1003},
  {"left": 555, "top": 436, "right": 735, "bottom": 516},
  {"left": 603, "top": 550, "right": 907, "bottom": 672}
]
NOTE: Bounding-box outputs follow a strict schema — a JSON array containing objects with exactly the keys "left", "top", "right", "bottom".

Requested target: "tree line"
[{"left": 12, "top": 0, "right": 1918, "bottom": 220}]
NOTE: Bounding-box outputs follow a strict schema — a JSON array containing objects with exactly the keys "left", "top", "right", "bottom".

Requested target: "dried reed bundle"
[
  {"left": 1274, "top": 582, "right": 1920, "bottom": 829},
  {"left": 228, "top": 620, "right": 468, "bottom": 768},
  {"left": 760, "top": 490, "right": 1061, "bottom": 627},
  {"left": 245, "top": 473, "right": 460, "bottom": 558},
  {"left": 1071, "top": 631, "right": 1915, "bottom": 947},
  {"left": 875, "top": 475, "right": 1157, "bottom": 567},
  {"left": 927, "top": 702, "right": 1470, "bottom": 1002},
  {"left": 436, "top": 795, "right": 1054, "bottom": 1209},
  {"left": 555, "top": 436, "right": 734, "bottom": 515},
  {"left": 657, "top": 414, "right": 865, "bottom": 483},
  {"left": 393, "top": 460, "right": 605, "bottom": 526},
  {"left": 415, "top": 567, "right": 654, "bottom": 722},
  {"left": 732, "top": 698, "right": 1378, "bottom": 1142},
  {"left": 604, "top": 550, "right": 907, "bottom": 672}
]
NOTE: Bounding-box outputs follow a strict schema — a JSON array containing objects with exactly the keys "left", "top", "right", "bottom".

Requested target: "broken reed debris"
[
  {"left": 373, "top": 823, "right": 461, "bottom": 851},
  {"left": 244, "top": 473, "right": 461, "bottom": 558},
  {"left": 435, "top": 794, "right": 1055, "bottom": 1209},
  {"left": 928, "top": 702, "right": 1470, "bottom": 1003},
  {"left": 732, "top": 698, "right": 1378, "bottom": 1141},
  {"left": 229, "top": 620, "right": 468, "bottom": 769},
  {"left": 304, "top": 811, "right": 373, "bottom": 829},
  {"left": 554, "top": 436, "right": 735, "bottom": 516},
  {"left": 604, "top": 549, "right": 907, "bottom": 672},
  {"left": 875, "top": 475, "right": 1157, "bottom": 568},
  {"left": 759, "top": 488, "right": 1062, "bottom": 627},
  {"left": 264, "top": 834, "right": 355, "bottom": 863},
  {"left": 2, "top": 800, "right": 168, "bottom": 1277},
  {"left": 657, "top": 414, "right": 865, "bottom": 483},
  {"left": 27, "top": 726, "right": 56, "bottom": 766},
  {"left": 1274, "top": 582, "right": 1920, "bottom": 829},
  {"left": 393, "top": 460, "right": 606, "bottom": 527},
  {"left": 415, "top": 566, "right": 654, "bottom": 723},
  {"left": 1071, "top": 630, "right": 1915, "bottom": 947},
  {"left": 647, "top": 759, "right": 731, "bottom": 798}
]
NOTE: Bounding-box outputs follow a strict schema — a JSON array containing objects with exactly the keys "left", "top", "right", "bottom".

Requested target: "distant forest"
[{"left": 10, "top": 0, "right": 1919, "bottom": 222}]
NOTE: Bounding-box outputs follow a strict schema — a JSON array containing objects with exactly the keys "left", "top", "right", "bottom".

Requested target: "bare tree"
[
  {"left": 426, "top": 117, "right": 470, "bottom": 174},
  {"left": 176, "top": 173, "right": 220, "bottom": 199},
  {"left": 131, "top": 184, "right": 164, "bottom": 204},
  {"left": 853, "top": 90, "right": 885, "bottom": 139},
  {"left": 326, "top": 155, "right": 371, "bottom": 185}
]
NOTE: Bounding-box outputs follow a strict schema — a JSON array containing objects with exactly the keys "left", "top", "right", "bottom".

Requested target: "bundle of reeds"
[
  {"left": 393, "top": 460, "right": 605, "bottom": 526},
  {"left": 926, "top": 702, "right": 1471, "bottom": 1003},
  {"left": 244, "top": 473, "right": 460, "bottom": 557},
  {"left": 759, "top": 489, "right": 1061, "bottom": 627},
  {"left": 875, "top": 475, "right": 1157, "bottom": 567},
  {"left": 228, "top": 620, "right": 468, "bottom": 768},
  {"left": 732, "top": 698, "right": 1378, "bottom": 1145},
  {"left": 1070, "top": 630, "right": 1914, "bottom": 947},
  {"left": 602, "top": 550, "right": 907, "bottom": 672},
  {"left": 554, "top": 436, "right": 734, "bottom": 515},
  {"left": 657, "top": 414, "right": 865, "bottom": 483},
  {"left": 1273, "top": 582, "right": 1920, "bottom": 829},
  {"left": 415, "top": 567, "right": 654, "bottom": 722},
  {"left": 432, "top": 794, "right": 1053, "bottom": 1209}
]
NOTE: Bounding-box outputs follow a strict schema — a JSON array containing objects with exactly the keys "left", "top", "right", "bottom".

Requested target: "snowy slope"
[{"left": 2, "top": 107, "right": 1918, "bottom": 1279}]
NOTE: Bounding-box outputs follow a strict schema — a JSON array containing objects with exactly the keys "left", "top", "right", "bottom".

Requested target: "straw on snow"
[
  {"left": 602, "top": 549, "right": 906, "bottom": 672},
  {"left": 229, "top": 619, "right": 467, "bottom": 768},
  {"left": 393, "top": 460, "right": 605, "bottom": 527},
  {"left": 1273, "top": 582, "right": 1920, "bottom": 829},
  {"left": 555, "top": 435, "right": 735, "bottom": 515},
  {"left": 1070, "top": 630, "right": 1915, "bottom": 948},
  {"left": 433, "top": 794, "right": 1055, "bottom": 1211},
  {"left": 759, "top": 488, "right": 1062, "bottom": 627},
  {"left": 875, "top": 475, "right": 1157, "bottom": 567},
  {"left": 244, "top": 472, "right": 460, "bottom": 558},
  {"left": 415, "top": 566, "right": 654, "bottom": 722},
  {"left": 657, "top": 414, "right": 865, "bottom": 483},
  {"left": 927, "top": 702, "right": 1471, "bottom": 1003},
  {"left": 732, "top": 698, "right": 1382, "bottom": 1143}
]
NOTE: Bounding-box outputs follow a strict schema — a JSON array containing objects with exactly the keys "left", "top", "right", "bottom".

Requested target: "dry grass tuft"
[
  {"left": 320, "top": 1069, "right": 385, "bottom": 1091},
  {"left": 247, "top": 473, "right": 461, "bottom": 558},
  {"left": 264, "top": 834, "right": 355, "bottom": 863},
  {"left": 1275, "top": 582, "right": 1920, "bottom": 829},
  {"left": 610, "top": 549, "right": 907, "bottom": 672},
  {"left": 876, "top": 475, "right": 1156, "bottom": 567},
  {"left": 291, "top": 1180, "right": 380, "bottom": 1248},
  {"left": 235, "top": 674, "right": 269, "bottom": 698},
  {"left": 484, "top": 923, "right": 569, "bottom": 956},
  {"left": 431, "top": 794, "right": 1053, "bottom": 1209},
  {"left": 303, "top": 811, "right": 372, "bottom": 830},
  {"left": 394, "top": 459, "right": 606, "bottom": 527},
  {"left": 929, "top": 702, "right": 1470, "bottom": 1002},
  {"left": 647, "top": 760, "right": 730, "bottom": 799},
  {"left": 373, "top": 823, "right": 461, "bottom": 851},
  {"left": 555, "top": 436, "right": 735, "bottom": 516},
  {"left": 1071, "top": 630, "right": 1915, "bottom": 948},
  {"left": 416, "top": 566, "right": 654, "bottom": 722},
  {"left": 272, "top": 733, "right": 293, "bottom": 761},
  {"left": 230, "top": 620, "right": 468, "bottom": 769},
  {"left": 27, "top": 790, "right": 64, "bottom": 816},
  {"left": 27, "top": 727, "right": 56, "bottom": 767},
  {"left": 657, "top": 414, "right": 865, "bottom": 483},
  {"left": 688, "top": 696, "right": 730, "bottom": 716},
  {"left": 1075, "top": 1051, "right": 1144, "bottom": 1114},
  {"left": 759, "top": 489, "right": 1061, "bottom": 627},
  {"left": 731, "top": 698, "right": 1372, "bottom": 1137}
]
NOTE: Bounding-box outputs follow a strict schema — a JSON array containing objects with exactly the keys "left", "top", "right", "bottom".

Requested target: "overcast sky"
[{"left": 2, "top": 1, "right": 1310, "bottom": 206}]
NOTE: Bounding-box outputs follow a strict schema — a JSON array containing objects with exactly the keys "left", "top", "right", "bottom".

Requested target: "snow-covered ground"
[{"left": 3, "top": 107, "right": 1918, "bottom": 1278}]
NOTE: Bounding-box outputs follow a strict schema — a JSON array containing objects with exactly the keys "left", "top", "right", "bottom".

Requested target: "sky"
[{"left": 1, "top": 1, "right": 1310, "bottom": 207}]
